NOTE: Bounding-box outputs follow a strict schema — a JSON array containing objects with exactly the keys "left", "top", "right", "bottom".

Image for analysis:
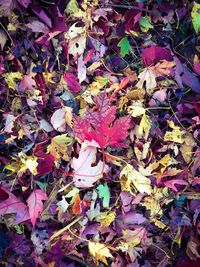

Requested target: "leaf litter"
[{"left": 0, "top": 1, "right": 200, "bottom": 267}]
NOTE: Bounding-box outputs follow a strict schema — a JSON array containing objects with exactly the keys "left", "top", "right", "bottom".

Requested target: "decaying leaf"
[
  {"left": 120, "top": 163, "right": 152, "bottom": 194},
  {"left": 4, "top": 72, "right": 22, "bottom": 89},
  {"left": 88, "top": 241, "right": 113, "bottom": 265},
  {"left": 47, "top": 134, "right": 73, "bottom": 164},
  {"left": 155, "top": 60, "right": 176, "bottom": 76},
  {"left": 164, "top": 120, "right": 186, "bottom": 143},
  {"left": 71, "top": 142, "right": 108, "bottom": 188},
  {"left": 136, "top": 67, "right": 157, "bottom": 94}
]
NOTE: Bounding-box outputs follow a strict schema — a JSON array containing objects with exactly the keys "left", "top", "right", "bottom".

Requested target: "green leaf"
[
  {"left": 97, "top": 183, "right": 110, "bottom": 208},
  {"left": 191, "top": 2, "right": 200, "bottom": 34},
  {"left": 139, "top": 17, "right": 154, "bottom": 33},
  {"left": 65, "top": 0, "right": 85, "bottom": 18},
  {"left": 117, "top": 37, "right": 132, "bottom": 57}
]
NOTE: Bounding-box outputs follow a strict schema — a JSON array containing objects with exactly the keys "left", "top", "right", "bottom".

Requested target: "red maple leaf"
[{"left": 74, "top": 93, "right": 131, "bottom": 148}]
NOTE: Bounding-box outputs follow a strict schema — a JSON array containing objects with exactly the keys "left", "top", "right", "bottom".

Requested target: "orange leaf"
[{"left": 72, "top": 193, "right": 81, "bottom": 214}]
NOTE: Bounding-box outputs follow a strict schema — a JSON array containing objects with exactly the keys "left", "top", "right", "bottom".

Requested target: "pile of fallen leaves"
[{"left": 1, "top": 0, "right": 200, "bottom": 266}]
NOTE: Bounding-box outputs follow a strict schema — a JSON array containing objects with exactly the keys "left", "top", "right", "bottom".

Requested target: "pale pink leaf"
[
  {"left": 19, "top": 75, "right": 36, "bottom": 92},
  {"left": 27, "top": 21, "right": 49, "bottom": 33},
  {"left": 164, "top": 179, "right": 188, "bottom": 192},
  {"left": 50, "top": 108, "right": 66, "bottom": 132},
  {"left": 71, "top": 142, "right": 109, "bottom": 188}
]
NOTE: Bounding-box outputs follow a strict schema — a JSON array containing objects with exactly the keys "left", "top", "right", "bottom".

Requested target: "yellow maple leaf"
[
  {"left": 47, "top": 134, "right": 73, "bottom": 165},
  {"left": 128, "top": 100, "right": 146, "bottom": 117},
  {"left": 18, "top": 152, "right": 38, "bottom": 175},
  {"left": 82, "top": 76, "right": 109, "bottom": 104},
  {"left": 96, "top": 211, "right": 116, "bottom": 228},
  {"left": 151, "top": 154, "right": 171, "bottom": 177},
  {"left": 164, "top": 120, "right": 185, "bottom": 143},
  {"left": 142, "top": 195, "right": 162, "bottom": 216},
  {"left": 135, "top": 114, "right": 151, "bottom": 139},
  {"left": 150, "top": 216, "right": 167, "bottom": 229},
  {"left": 65, "top": 0, "right": 85, "bottom": 18},
  {"left": 88, "top": 241, "right": 113, "bottom": 265},
  {"left": 4, "top": 72, "right": 22, "bottom": 89},
  {"left": 5, "top": 153, "right": 38, "bottom": 176},
  {"left": 120, "top": 163, "right": 152, "bottom": 194},
  {"left": 142, "top": 187, "right": 171, "bottom": 217}
]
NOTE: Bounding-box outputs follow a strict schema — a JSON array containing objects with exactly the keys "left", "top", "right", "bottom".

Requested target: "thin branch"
[{"left": 108, "top": 4, "right": 159, "bottom": 15}]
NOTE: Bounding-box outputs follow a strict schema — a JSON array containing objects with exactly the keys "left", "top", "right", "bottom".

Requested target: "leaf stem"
[{"left": 49, "top": 216, "right": 83, "bottom": 242}]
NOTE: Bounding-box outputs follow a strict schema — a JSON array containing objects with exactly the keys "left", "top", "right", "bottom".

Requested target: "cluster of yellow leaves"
[
  {"left": 164, "top": 120, "right": 186, "bottom": 143},
  {"left": 141, "top": 187, "right": 173, "bottom": 228},
  {"left": 96, "top": 211, "right": 116, "bottom": 228},
  {"left": 65, "top": 0, "right": 85, "bottom": 18},
  {"left": 65, "top": 0, "right": 99, "bottom": 18},
  {"left": 47, "top": 134, "right": 73, "bottom": 166},
  {"left": 82, "top": 76, "right": 109, "bottom": 104},
  {"left": 120, "top": 163, "right": 152, "bottom": 194},
  {"left": 4, "top": 72, "right": 22, "bottom": 89},
  {"left": 88, "top": 241, "right": 113, "bottom": 265},
  {"left": 5, "top": 152, "right": 38, "bottom": 176}
]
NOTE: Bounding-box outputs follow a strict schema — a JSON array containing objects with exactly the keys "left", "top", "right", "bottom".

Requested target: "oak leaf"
[{"left": 71, "top": 142, "right": 108, "bottom": 188}]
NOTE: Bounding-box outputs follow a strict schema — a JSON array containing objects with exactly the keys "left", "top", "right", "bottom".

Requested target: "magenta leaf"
[
  {"left": 17, "top": 0, "right": 30, "bottom": 8},
  {"left": 27, "top": 189, "right": 48, "bottom": 226},
  {"left": 0, "top": 187, "right": 29, "bottom": 224},
  {"left": 164, "top": 179, "right": 188, "bottom": 192},
  {"left": 64, "top": 73, "right": 81, "bottom": 93},
  {"left": 74, "top": 93, "right": 131, "bottom": 148},
  {"left": 142, "top": 46, "right": 173, "bottom": 66}
]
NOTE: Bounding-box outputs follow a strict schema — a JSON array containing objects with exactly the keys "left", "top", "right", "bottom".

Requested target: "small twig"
[
  {"left": 49, "top": 216, "right": 83, "bottom": 242},
  {"left": 0, "top": 22, "right": 14, "bottom": 47},
  {"left": 108, "top": 4, "right": 159, "bottom": 15}
]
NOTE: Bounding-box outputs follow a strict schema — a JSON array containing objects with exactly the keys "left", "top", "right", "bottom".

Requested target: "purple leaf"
[
  {"left": 175, "top": 57, "right": 200, "bottom": 94},
  {"left": 64, "top": 73, "right": 81, "bottom": 93},
  {"left": 17, "top": 0, "right": 30, "bottom": 8},
  {"left": 142, "top": 46, "right": 173, "bottom": 66}
]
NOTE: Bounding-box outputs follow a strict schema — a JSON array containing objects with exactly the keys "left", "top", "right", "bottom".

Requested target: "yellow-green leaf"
[
  {"left": 117, "top": 36, "right": 132, "bottom": 57},
  {"left": 4, "top": 72, "right": 22, "bottom": 89},
  {"left": 139, "top": 17, "right": 154, "bottom": 32},
  {"left": 88, "top": 241, "right": 113, "bottom": 265},
  {"left": 191, "top": 2, "right": 200, "bottom": 34},
  {"left": 120, "top": 163, "right": 152, "bottom": 194},
  {"left": 138, "top": 114, "right": 151, "bottom": 139}
]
